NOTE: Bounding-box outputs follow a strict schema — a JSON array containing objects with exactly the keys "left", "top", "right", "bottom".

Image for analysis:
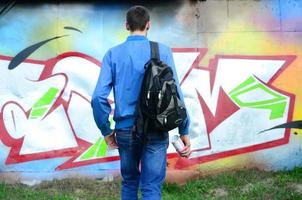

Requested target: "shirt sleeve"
[
  {"left": 166, "top": 48, "right": 190, "bottom": 135},
  {"left": 91, "top": 51, "right": 113, "bottom": 136}
]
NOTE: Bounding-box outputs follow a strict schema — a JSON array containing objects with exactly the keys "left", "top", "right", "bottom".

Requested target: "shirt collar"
[{"left": 126, "top": 35, "right": 148, "bottom": 41}]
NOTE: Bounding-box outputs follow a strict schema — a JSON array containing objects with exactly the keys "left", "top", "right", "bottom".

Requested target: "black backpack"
[{"left": 136, "top": 41, "right": 187, "bottom": 135}]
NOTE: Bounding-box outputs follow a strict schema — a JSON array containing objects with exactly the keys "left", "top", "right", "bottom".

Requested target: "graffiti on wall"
[{"left": 0, "top": 48, "right": 297, "bottom": 170}]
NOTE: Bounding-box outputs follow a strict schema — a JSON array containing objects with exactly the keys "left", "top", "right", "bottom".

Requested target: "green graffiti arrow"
[{"left": 229, "top": 76, "right": 288, "bottom": 120}]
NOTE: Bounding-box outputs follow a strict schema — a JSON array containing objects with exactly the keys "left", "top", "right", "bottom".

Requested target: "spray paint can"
[{"left": 171, "top": 135, "right": 185, "bottom": 152}]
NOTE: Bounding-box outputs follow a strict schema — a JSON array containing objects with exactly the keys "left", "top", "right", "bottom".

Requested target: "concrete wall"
[{"left": 0, "top": 0, "right": 301, "bottom": 184}]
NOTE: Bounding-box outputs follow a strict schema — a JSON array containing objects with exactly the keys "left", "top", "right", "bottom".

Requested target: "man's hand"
[
  {"left": 179, "top": 135, "right": 191, "bottom": 158},
  {"left": 104, "top": 131, "right": 118, "bottom": 149}
]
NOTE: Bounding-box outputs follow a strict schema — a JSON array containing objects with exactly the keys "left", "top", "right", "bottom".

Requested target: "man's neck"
[{"left": 130, "top": 30, "right": 147, "bottom": 36}]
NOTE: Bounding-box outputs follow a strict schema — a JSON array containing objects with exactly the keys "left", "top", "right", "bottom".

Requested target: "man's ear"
[
  {"left": 146, "top": 21, "right": 151, "bottom": 30},
  {"left": 126, "top": 22, "right": 130, "bottom": 31}
]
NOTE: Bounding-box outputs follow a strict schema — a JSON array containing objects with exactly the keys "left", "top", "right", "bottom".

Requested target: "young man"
[{"left": 91, "top": 5, "right": 191, "bottom": 200}]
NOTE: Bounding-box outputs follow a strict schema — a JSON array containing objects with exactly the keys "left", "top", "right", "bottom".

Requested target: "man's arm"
[
  {"left": 166, "top": 48, "right": 190, "bottom": 136},
  {"left": 166, "top": 47, "right": 191, "bottom": 157},
  {"left": 91, "top": 51, "right": 114, "bottom": 137}
]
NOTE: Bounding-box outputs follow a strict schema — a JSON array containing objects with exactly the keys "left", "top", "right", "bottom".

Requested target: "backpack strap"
[{"left": 150, "top": 41, "right": 160, "bottom": 59}]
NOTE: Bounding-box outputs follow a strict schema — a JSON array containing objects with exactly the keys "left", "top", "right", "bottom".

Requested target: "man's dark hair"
[{"left": 126, "top": 5, "right": 150, "bottom": 32}]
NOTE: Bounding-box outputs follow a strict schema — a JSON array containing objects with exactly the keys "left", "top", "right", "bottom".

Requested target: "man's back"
[{"left": 91, "top": 35, "right": 176, "bottom": 134}]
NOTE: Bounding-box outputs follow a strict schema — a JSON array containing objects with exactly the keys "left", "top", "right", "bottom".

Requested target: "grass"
[
  {"left": 163, "top": 167, "right": 302, "bottom": 200},
  {"left": 1, "top": 167, "right": 302, "bottom": 199}
]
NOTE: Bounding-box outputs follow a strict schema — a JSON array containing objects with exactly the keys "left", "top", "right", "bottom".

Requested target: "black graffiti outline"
[
  {"left": 259, "top": 120, "right": 302, "bottom": 134},
  {"left": 8, "top": 35, "right": 69, "bottom": 70},
  {"left": 64, "top": 26, "right": 83, "bottom": 33}
]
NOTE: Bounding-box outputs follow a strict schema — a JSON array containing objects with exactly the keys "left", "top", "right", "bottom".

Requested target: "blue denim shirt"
[{"left": 91, "top": 35, "right": 190, "bottom": 136}]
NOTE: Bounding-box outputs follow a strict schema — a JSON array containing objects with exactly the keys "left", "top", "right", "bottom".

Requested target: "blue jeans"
[{"left": 115, "top": 128, "right": 169, "bottom": 200}]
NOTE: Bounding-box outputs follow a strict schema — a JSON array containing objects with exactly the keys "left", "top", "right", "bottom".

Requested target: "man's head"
[{"left": 126, "top": 5, "right": 150, "bottom": 33}]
